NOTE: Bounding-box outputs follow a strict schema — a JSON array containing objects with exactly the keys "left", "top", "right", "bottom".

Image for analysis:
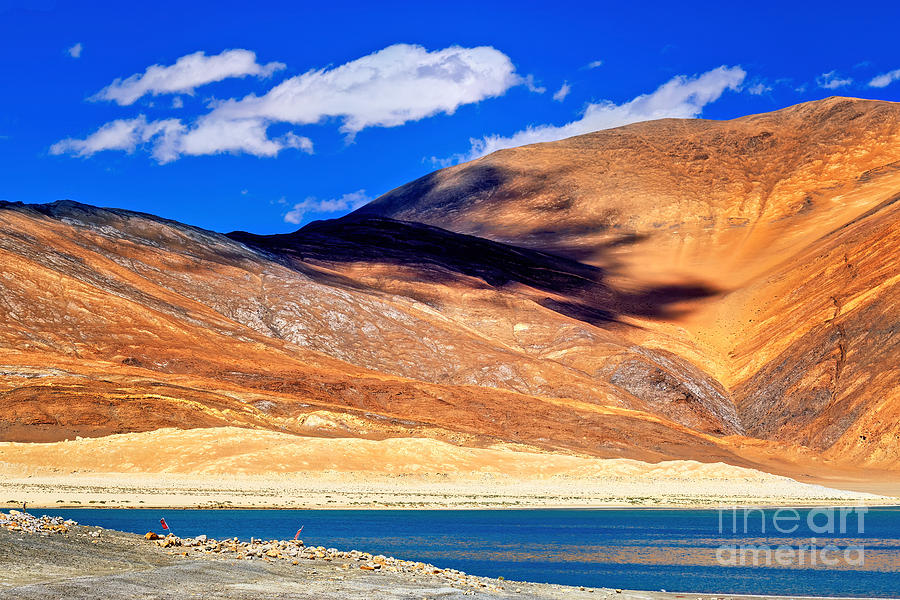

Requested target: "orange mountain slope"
[
  {"left": 0, "top": 201, "right": 744, "bottom": 466},
  {"left": 0, "top": 97, "right": 897, "bottom": 484},
  {"left": 359, "top": 97, "right": 900, "bottom": 288}
]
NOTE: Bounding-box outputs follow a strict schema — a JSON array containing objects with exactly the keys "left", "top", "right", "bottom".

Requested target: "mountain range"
[{"left": 1, "top": 96, "right": 897, "bottom": 491}]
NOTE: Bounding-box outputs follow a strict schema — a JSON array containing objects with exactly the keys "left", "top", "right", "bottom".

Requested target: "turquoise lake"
[{"left": 44, "top": 507, "right": 900, "bottom": 597}]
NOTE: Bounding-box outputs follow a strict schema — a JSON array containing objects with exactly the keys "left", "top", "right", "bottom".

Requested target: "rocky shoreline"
[
  {"left": 144, "top": 527, "right": 509, "bottom": 592},
  {"left": 0, "top": 510, "right": 860, "bottom": 600}
]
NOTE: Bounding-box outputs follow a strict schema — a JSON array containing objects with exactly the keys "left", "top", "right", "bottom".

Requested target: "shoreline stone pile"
[
  {"left": 0, "top": 510, "right": 76, "bottom": 535},
  {"left": 146, "top": 532, "right": 503, "bottom": 590}
]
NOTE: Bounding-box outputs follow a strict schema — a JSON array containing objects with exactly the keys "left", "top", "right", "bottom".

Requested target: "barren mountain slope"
[
  {"left": 725, "top": 192, "right": 900, "bottom": 466},
  {"left": 1, "top": 97, "right": 897, "bottom": 482},
  {"left": 0, "top": 200, "right": 748, "bottom": 466},
  {"left": 359, "top": 97, "right": 900, "bottom": 288},
  {"left": 356, "top": 96, "right": 900, "bottom": 468},
  {"left": 231, "top": 216, "right": 741, "bottom": 435}
]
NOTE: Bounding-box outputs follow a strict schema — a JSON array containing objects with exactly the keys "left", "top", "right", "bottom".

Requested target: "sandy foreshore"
[
  {"left": 0, "top": 427, "right": 892, "bottom": 510},
  {"left": 0, "top": 511, "right": 871, "bottom": 600},
  {"left": 0, "top": 471, "right": 888, "bottom": 510}
]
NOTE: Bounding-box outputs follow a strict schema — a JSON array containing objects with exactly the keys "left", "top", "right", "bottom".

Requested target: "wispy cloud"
[
  {"left": 552, "top": 81, "right": 571, "bottom": 102},
  {"left": 49, "top": 114, "right": 311, "bottom": 162},
  {"left": 54, "top": 44, "right": 524, "bottom": 163},
  {"left": 284, "top": 190, "right": 372, "bottom": 224},
  {"left": 458, "top": 65, "right": 746, "bottom": 161},
  {"left": 66, "top": 42, "right": 82, "bottom": 59},
  {"left": 521, "top": 74, "right": 546, "bottom": 94},
  {"left": 816, "top": 71, "right": 853, "bottom": 90},
  {"left": 50, "top": 116, "right": 183, "bottom": 161},
  {"left": 585, "top": 60, "right": 603, "bottom": 69},
  {"left": 747, "top": 82, "right": 772, "bottom": 95},
  {"left": 92, "top": 49, "right": 285, "bottom": 106},
  {"left": 869, "top": 68, "right": 900, "bottom": 88}
]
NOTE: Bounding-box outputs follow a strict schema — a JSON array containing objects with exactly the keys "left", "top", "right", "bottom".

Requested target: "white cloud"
[
  {"left": 552, "top": 81, "right": 571, "bottom": 102},
  {"left": 67, "top": 42, "right": 82, "bottom": 59},
  {"left": 171, "top": 96, "right": 184, "bottom": 108},
  {"left": 817, "top": 71, "right": 853, "bottom": 90},
  {"left": 586, "top": 60, "right": 603, "bottom": 69},
  {"left": 462, "top": 65, "right": 746, "bottom": 161},
  {"left": 49, "top": 114, "right": 311, "bottom": 163},
  {"left": 164, "top": 116, "right": 312, "bottom": 161},
  {"left": 93, "top": 49, "right": 285, "bottom": 105},
  {"left": 279, "top": 131, "right": 315, "bottom": 153},
  {"left": 747, "top": 82, "right": 772, "bottom": 95},
  {"left": 55, "top": 43, "right": 524, "bottom": 163},
  {"left": 49, "top": 116, "right": 183, "bottom": 161},
  {"left": 522, "top": 74, "right": 546, "bottom": 94},
  {"left": 869, "top": 68, "right": 900, "bottom": 88},
  {"left": 210, "top": 43, "right": 522, "bottom": 135},
  {"left": 283, "top": 190, "right": 373, "bottom": 224}
]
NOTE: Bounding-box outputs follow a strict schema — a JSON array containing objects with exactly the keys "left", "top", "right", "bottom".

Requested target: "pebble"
[
  {"left": 0, "top": 510, "right": 74, "bottom": 534},
  {"left": 140, "top": 531, "right": 511, "bottom": 590}
]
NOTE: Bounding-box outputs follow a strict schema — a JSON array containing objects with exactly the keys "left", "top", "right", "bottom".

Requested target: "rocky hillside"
[
  {"left": 0, "top": 200, "right": 746, "bottom": 466},
  {"left": 0, "top": 97, "right": 897, "bottom": 479},
  {"left": 356, "top": 96, "right": 900, "bottom": 469}
]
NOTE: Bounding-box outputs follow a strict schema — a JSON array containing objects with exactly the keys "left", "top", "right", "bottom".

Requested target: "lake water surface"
[{"left": 45, "top": 507, "right": 900, "bottom": 597}]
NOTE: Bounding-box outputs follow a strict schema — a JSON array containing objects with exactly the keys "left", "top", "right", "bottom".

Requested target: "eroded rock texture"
[{"left": 1, "top": 97, "right": 897, "bottom": 476}]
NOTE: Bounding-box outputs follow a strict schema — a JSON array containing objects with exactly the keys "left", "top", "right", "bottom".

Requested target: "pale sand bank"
[{"left": 0, "top": 427, "right": 887, "bottom": 509}]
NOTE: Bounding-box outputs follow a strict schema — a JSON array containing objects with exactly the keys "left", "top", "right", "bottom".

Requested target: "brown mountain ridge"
[{"left": 0, "top": 96, "right": 897, "bottom": 491}]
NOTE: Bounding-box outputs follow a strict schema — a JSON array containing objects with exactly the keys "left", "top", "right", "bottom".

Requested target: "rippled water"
[{"left": 45, "top": 507, "right": 900, "bottom": 597}]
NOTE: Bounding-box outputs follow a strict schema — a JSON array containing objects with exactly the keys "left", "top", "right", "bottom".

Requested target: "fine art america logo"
[{"left": 716, "top": 507, "right": 867, "bottom": 567}]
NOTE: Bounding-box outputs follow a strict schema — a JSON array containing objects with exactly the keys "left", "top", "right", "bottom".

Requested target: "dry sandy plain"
[{"left": 0, "top": 427, "right": 889, "bottom": 509}]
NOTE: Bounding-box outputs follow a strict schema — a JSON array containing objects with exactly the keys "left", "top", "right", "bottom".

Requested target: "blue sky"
[{"left": 1, "top": 0, "right": 899, "bottom": 234}]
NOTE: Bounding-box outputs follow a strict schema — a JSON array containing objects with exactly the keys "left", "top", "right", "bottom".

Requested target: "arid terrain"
[
  {"left": 0, "top": 427, "right": 878, "bottom": 509},
  {"left": 0, "top": 96, "right": 898, "bottom": 503}
]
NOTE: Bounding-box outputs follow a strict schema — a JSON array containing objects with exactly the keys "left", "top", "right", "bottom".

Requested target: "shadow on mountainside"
[
  {"left": 350, "top": 163, "right": 625, "bottom": 264},
  {"left": 229, "top": 215, "right": 718, "bottom": 326},
  {"left": 1, "top": 198, "right": 717, "bottom": 328}
]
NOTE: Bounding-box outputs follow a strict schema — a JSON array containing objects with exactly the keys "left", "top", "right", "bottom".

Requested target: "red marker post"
[
  {"left": 160, "top": 517, "right": 172, "bottom": 535},
  {"left": 293, "top": 525, "right": 303, "bottom": 540}
]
